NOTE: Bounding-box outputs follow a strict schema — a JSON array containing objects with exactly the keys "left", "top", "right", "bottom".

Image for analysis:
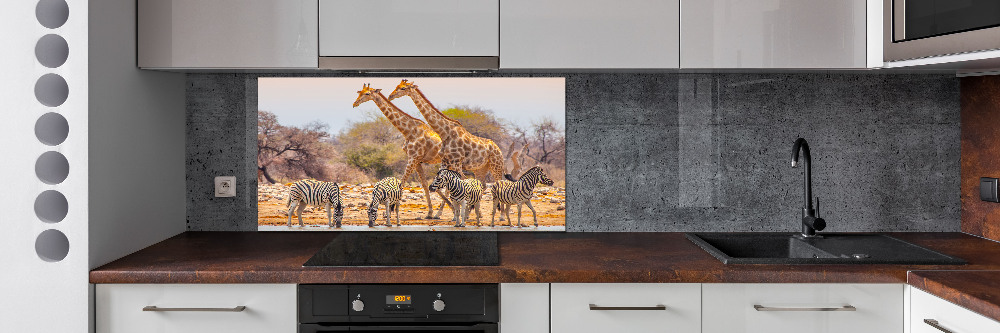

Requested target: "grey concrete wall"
[{"left": 186, "top": 73, "right": 960, "bottom": 232}]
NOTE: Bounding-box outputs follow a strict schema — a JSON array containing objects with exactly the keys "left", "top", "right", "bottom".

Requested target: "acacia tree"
[
  {"left": 257, "top": 111, "right": 333, "bottom": 183},
  {"left": 515, "top": 117, "right": 565, "bottom": 165}
]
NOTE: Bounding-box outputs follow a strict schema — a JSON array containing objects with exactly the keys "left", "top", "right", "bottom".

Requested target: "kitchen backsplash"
[
  {"left": 187, "top": 73, "right": 960, "bottom": 232},
  {"left": 960, "top": 75, "right": 1000, "bottom": 242}
]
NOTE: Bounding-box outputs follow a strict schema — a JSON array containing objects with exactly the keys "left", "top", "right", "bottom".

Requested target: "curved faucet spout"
[
  {"left": 791, "top": 138, "right": 824, "bottom": 237},
  {"left": 791, "top": 138, "right": 811, "bottom": 210}
]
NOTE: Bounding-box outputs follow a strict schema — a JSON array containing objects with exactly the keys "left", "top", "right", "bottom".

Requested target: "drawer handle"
[
  {"left": 924, "top": 319, "right": 955, "bottom": 333},
  {"left": 143, "top": 306, "right": 247, "bottom": 312},
  {"left": 753, "top": 305, "right": 856, "bottom": 312},
  {"left": 589, "top": 304, "right": 667, "bottom": 311}
]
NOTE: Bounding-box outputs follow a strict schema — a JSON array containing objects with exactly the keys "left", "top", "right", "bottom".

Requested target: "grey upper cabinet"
[
  {"left": 319, "top": 0, "right": 499, "bottom": 57},
  {"left": 500, "top": 0, "right": 680, "bottom": 69},
  {"left": 138, "top": 0, "right": 318, "bottom": 69},
  {"left": 681, "top": 0, "right": 872, "bottom": 69}
]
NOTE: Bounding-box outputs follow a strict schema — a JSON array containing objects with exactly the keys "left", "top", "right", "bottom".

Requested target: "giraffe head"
[
  {"left": 352, "top": 83, "right": 382, "bottom": 108},
  {"left": 387, "top": 79, "right": 417, "bottom": 101}
]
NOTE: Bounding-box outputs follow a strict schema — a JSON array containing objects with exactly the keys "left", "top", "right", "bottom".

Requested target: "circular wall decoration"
[
  {"left": 34, "top": 73, "right": 69, "bottom": 107},
  {"left": 35, "top": 34, "right": 69, "bottom": 68},
  {"left": 35, "top": 151, "right": 69, "bottom": 185},
  {"left": 36, "top": 0, "right": 69, "bottom": 29},
  {"left": 34, "top": 190, "right": 68, "bottom": 223},
  {"left": 35, "top": 112, "right": 69, "bottom": 146},
  {"left": 35, "top": 229, "right": 69, "bottom": 262}
]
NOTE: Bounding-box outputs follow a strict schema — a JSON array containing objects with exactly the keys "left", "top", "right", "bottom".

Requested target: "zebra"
[
  {"left": 428, "top": 169, "right": 484, "bottom": 227},
  {"left": 368, "top": 177, "right": 402, "bottom": 227},
  {"left": 287, "top": 179, "right": 344, "bottom": 228},
  {"left": 490, "top": 166, "right": 554, "bottom": 227}
]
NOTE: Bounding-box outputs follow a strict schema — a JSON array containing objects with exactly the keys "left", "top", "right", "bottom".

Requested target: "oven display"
[{"left": 386, "top": 295, "right": 412, "bottom": 304}]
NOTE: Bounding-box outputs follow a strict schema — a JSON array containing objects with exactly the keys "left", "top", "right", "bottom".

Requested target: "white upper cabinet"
[
  {"left": 138, "top": 0, "right": 318, "bottom": 69},
  {"left": 681, "top": 0, "right": 873, "bottom": 68},
  {"left": 500, "top": 0, "right": 680, "bottom": 69},
  {"left": 319, "top": 0, "right": 499, "bottom": 57}
]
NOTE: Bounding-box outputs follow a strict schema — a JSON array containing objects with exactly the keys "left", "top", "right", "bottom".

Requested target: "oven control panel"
[{"left": 299, "top": 284, "right": 498, "bottom": 323}]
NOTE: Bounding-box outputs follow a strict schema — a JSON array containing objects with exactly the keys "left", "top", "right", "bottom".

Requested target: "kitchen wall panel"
[
  {"left": 186, "top": 73, "right": 960, "bottom": 232},
  {"left": 960, "top": 75, "right": 1000, "bottom": 241}
]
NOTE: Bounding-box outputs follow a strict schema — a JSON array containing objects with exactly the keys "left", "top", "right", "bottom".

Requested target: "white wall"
[{"left": 88, "top": 0, "right": 186, "bottom": 270}]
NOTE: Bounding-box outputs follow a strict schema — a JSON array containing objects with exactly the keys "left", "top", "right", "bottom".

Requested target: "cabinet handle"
[
  {"left": 753, "top": 305, "right": 856, "bottom": 312},
  {"left": 589, "top": 304, "right": 667, "bottom": 311},
  {"left": 143, "top": 306, "right": 247, "bottom": 312},
  {"left": 924, "top": 319, "right": 955, "bottom": 333}
]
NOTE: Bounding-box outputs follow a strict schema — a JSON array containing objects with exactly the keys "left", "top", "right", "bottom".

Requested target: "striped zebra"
[
  {"left": 428, "top": 169, "right": 484, "bottom": 227},
  {"left": 368, "top": 177, "right": 402, "bottom": 227},
  {"left": 490, "top": 166, "right": 554, "bottom": 227},
  {"left": 287, "top": 179, "right": 344, "bottom": 228}
]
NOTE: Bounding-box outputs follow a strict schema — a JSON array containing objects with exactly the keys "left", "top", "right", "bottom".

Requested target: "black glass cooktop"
[{"left": 303, "top": 232, "right": 499, "bottom": 267}]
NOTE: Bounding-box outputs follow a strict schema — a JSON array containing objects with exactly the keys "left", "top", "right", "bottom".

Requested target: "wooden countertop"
[{"left": 90, "top": 231, "right": 1000, "bottom": 284}]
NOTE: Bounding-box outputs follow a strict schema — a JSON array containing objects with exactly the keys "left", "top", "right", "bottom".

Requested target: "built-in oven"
[
  {"left": 299, "top": 284, "right": 498, "bottom": 333},
  {"left": 885, "top": 0, "right": 1000, "bottom": 61}
]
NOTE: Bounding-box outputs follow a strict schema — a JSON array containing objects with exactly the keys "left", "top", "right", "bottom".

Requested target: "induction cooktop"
[{"left": 303, "top": 232, "right": 499, "bottom": 267}]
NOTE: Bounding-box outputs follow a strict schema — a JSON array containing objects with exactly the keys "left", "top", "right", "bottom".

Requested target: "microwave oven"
[{"left": 884, "top": 0, "right": 1000, "bottom": 62}]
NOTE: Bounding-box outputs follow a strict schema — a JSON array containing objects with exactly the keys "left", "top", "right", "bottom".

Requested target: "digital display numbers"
[{"left": 386, "top": 295, "right": 412, "bottom": 304}]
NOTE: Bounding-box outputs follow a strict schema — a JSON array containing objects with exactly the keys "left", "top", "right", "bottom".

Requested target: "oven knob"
[
  {"left": 352, "top": 299, "right": 365, "bottom": 312},
  {"left": 432, "top": 299, "right": 446, "bottom": 312}
]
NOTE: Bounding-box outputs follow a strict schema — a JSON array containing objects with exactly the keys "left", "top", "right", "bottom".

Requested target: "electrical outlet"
[{"left": 215, "top": 176, "right": 236, "bottom": 197}]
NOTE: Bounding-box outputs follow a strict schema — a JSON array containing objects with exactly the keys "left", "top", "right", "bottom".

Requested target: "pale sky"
[{"left": 257, "top": 77, "right": 566, "bottom": 134}]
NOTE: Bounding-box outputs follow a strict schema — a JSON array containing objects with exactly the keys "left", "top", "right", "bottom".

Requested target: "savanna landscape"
[{"left": 257, "top": 78, "right": 566, "bottom": 231}]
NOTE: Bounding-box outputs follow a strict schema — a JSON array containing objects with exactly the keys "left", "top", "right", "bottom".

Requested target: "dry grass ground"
[{"left": 258, "top": 182, "right": 566, "bottom": 229}]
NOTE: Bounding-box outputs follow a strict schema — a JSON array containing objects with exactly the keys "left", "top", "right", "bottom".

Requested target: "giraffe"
[
  {"left": 387, "top": 79, "right": 511, "bottom": 183},
  {"left": 353, "top": 83, "right": 453, "bottom": 220}
]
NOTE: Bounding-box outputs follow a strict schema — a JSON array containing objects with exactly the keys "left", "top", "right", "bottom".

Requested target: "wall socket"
[{"left": 215, "top": 176, "right": 236, "bottom": 197}]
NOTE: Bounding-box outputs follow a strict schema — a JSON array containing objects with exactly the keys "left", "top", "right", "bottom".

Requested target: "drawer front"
[
  {"left": 702, "top": 283, "right": 903, "bottom": 333},
  {"left": 911, "top": 288, "right": 1000, "bottom": 333},
  {"left": 551, "top": 283, "right": 701, "bottom": 333},
  {"left": 96, "top": 284, "right": 296, "bottom": 333}
]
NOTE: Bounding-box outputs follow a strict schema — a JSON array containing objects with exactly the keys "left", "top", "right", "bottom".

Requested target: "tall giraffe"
[
  {"left": 353, "top": 83, "right": 453, "bottom": 219},
  {"left": 387, "top": 79, "right": 511, "bottom": 182}
]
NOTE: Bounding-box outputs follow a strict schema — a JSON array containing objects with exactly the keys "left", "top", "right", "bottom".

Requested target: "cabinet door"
[
  {"left": 138, "top": 0, "right": 318, "bottom": 69},
  {"left": 681, "top": 0, "right": 868, "bottom": 68},
  {"left": 911, "top": 287, "right": 1000, "bottom": 333},
  {"left": 319, "top": 0, "right": 499, "bottom": 57},
  {"left": 702, "top": 283, "right": 903, "bottom": 333},
  {"left": 500, "top": 284, "right": 548, "bottom": 333},
  {"left": 96, "top": 284, "right": 297, "bottom": 333},
  {"left": 501, "top": 0, "right": 680, "bottom": 69},
  {"left": 551, "top": 283, "right": 700, "bottom": 333}
]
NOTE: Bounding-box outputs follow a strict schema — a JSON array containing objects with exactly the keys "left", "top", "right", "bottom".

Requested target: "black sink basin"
[{"left": 686, "top": 233, "right": 966, "bottom": 265}]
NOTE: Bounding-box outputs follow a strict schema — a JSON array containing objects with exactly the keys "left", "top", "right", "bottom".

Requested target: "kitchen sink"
[{"left": 686, "top": 233, "right": 966, "bottom": 265}]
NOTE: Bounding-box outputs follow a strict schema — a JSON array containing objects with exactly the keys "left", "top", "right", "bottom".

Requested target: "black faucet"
[{"left": 791, "top": 138, "right": 825, "bottom": 238}]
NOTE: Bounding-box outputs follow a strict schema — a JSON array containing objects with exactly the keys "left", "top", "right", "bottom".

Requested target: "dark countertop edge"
[{"left": 908, "top": 270, "right": 1000, "bottom": 324}]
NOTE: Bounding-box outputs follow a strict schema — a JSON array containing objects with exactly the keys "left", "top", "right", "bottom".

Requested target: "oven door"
[{"left": 300, "top": 323, "right": 498, "bottom": 333}]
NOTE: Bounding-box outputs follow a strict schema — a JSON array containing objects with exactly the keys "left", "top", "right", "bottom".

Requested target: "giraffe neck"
[
  {"left": 371, "top": 92, "right": 425, "bottom": 141},
  {"left": 408, "top": 88, "right": 462, "bottom": 139}
]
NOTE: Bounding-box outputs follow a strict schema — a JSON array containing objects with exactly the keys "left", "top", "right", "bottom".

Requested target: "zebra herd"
[{"left": 285, "top": 166, "right": 555, "bottom": 228}]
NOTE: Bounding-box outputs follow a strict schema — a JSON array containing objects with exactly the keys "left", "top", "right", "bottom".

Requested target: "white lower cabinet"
[
  {"left": 551, "top": 283, "right": 702, "bottom": 333},
  {"left": 95, "top": 284, "right": 296, "bottom": 333},
  {"left": 500, "top": 283, "right": 549, "bottom": 333},
  {"left": 910, "top": 287, "right": 1000, "bottom": 333},
  {"left": 702, "top": 283, "right": 903, "bottom": 333}
]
